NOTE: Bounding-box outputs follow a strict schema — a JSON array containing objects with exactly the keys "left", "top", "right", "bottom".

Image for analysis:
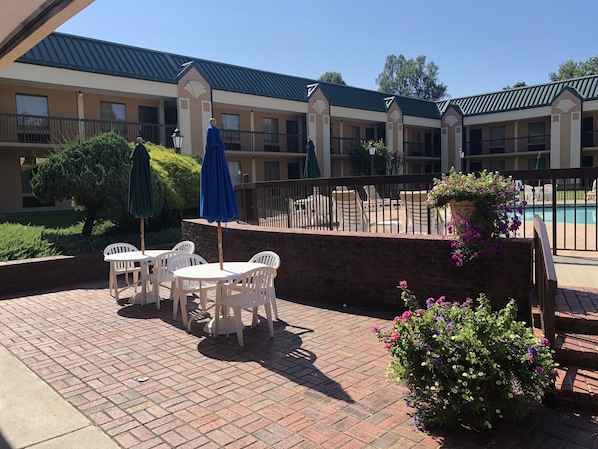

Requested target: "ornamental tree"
[{"left": 31, "top": 132, "right": 137, "bottom": 236}]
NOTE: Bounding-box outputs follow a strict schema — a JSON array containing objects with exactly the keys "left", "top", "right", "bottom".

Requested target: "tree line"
[{"left": 318, "top": 56, "right": 598, "bottom": 100}]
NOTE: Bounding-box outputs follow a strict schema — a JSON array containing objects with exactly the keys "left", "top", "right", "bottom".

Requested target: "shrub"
[{"left": 373, "top": 281, "right": 558, "bottom": 430}]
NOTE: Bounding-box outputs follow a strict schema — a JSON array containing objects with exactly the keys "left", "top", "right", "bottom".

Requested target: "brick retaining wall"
[
  {"left": 0, "top": 223, "right": 532, "bottom": 318},
  {"left": 183, "top": 220, "right": 533, "bottom": 317}
]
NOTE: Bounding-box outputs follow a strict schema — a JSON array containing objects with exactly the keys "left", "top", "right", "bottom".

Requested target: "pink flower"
[
  {"left": 390, "top": 332, "right": 400, "bottom": 342},
  {"left": 401, "top": 311, "right": 412, "bottom": 322},
  {"left": 371, "top": 326, "right": 379, "bottom": 333},
  {"left": 399, "top": 280, "right": 408, "bottom": 287}
]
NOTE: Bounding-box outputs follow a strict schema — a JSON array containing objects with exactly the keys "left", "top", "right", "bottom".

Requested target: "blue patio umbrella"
[
  {"left": 128, "top": 138, "right": 155, "bottom": 254},
  {"left": 200, "top": 119, "right": 239, "bottom": 269},
  {"left": 304, "top": 138, "right": 321, "bottom": 179}
]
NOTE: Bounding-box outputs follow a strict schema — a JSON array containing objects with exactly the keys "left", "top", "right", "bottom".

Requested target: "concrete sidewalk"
[
  {"left": 0, "top": 346, "right": 118, "bottom": 449},
  {"left": 553, "top": 251, "right": 598, "bottom": 289}
]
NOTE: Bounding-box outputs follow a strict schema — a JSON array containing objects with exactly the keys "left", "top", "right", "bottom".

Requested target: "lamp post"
[
  {"left": 459, "top": 147, "right": 465, "bottom": 173},
  {"left": 368, "top": 141, "right": 376, "bottom": 175},
  {"left": 171, "top": 128, "right": 184, "bottom": 154}
]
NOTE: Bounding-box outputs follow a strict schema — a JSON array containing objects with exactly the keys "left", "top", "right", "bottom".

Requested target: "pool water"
[{"left": 523, "top": 204, "right": 597, "bottom": 224}]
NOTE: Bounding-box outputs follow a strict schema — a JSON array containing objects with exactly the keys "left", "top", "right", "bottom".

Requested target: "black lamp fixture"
[
  {"left": 459, "top": 147, "right": 465, "bottom": 172},
  {"left": 368, "top": 141, "right": 376, "bottom": 175},
  {"left": 171, "top": 128, "right": 184, "bottom": 154}
]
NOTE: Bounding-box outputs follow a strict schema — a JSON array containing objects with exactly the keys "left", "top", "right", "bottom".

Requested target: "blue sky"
[{"left": 56, "top": 0, "right": 598, "bottom": 99}]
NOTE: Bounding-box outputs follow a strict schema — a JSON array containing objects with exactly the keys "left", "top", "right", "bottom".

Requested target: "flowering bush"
[
  {"left": 372, "top": 281, "right": 558, "bottom": 430},
  {"left": 427, "top": 168, "right": 525, "bottom": 266}
]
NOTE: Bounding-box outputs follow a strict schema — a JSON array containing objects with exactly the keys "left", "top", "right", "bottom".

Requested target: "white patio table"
[
  {"left": 103, "top": 249, "right": 170, "bottom": 305},
  {"left": 172, "top": 261, "right": 267, "bottom": 336}
]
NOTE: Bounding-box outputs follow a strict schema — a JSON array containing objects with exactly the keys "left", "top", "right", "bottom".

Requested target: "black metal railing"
[
  {"left": 403, "top": 141, "right": 441, "bottom": 158},
  {"left": 220, "top": 129, "right": 307, "bottom": 153},
  {"left": 235, "top": 167, "right": 598, "bottom": 253},
  {"left": 465, "top": 134, "right": 551, "bottom": 156},
  {"left": 0, "top": 113, "right": 177, "bottom": 147},
  {"left": 330, "top": 137, "right": 361, "bottom": 155}
]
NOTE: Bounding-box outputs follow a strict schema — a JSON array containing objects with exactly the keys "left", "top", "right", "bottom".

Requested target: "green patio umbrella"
[
  {"left": 304, "top": 138, "right": 321, "bottom": 179},
  {"left": 128, "top": 138, "right": 155, "bottom": 254}
]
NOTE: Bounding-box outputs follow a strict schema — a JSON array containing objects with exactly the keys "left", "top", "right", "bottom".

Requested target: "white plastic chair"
[
  {"left": 219, "top": 266, "right": 277, "bottom": 346},
  {"left": 541, "top": 184, "right": 553, "bottom": 202},
  {"left": 403, "top": 191, "right": 445, "bottom": 234},
  {"left": 172, "top": 240, "right": 195, "bottom": 254},
  {"left": 167, "top": 253, "right": 216, "bottom": 327},
  {"left": 248, "top": 251, "right": 281, "bottom": 319},
  {"left": 103, "top": 243, "right": 141, "bottom": 301},
  {"left": 331, "top": 189, "right": 370, "bottom": 232},
  {"left": 146, "top": 250, "right": 183, "bottom": 309},
  {"left": 522, "top": 184, "right": 535, "bottom": 202}
]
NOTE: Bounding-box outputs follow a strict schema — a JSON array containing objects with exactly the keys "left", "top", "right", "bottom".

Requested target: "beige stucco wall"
[{"left": 551, "top": 89, "right": 582, "bottom": 168}]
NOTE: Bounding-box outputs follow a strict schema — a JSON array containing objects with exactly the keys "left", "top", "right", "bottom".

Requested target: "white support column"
[
  {"left": 77, "top": 91, "right": 84, "bottom": 142},
  {"left": 441, "top": 128, "right": 449, "bottom": 173},
  {"left": 200, "top": 99, "right": 212, "bottom": 157},
  {"left": 570, "top": 111, "right": 581, "bottom": 168},
  {"left": 454, "top": 126, "right": 462, "bottom": 171},
  {"left": 550, "top": 114, "right": 561, "bottom": 168},
  {"left": 322, "top": 115, "right": 331, "bottom": 176}
]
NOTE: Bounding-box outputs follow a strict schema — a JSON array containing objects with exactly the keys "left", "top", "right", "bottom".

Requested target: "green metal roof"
[
  {"left": 394, "top": 95, "right": 441, "bottom": 119},
  {"left": 437, "top": 76, "right": 598, "bottom": 117},
  {"left": 16, "top": 32, "right": 441, "bottom": 119}
]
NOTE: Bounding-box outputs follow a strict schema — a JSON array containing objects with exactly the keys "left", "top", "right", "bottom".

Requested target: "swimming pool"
[{"left": 523, "top": 204, "right": 597, "bottom": 224}]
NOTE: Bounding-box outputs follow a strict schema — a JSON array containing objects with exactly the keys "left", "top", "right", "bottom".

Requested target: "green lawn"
[{"left": 0, "top": 209, "right": 182, "bottom": 262}]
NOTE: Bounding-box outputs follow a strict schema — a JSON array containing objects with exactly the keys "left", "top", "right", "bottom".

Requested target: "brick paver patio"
[{"left": 1, "top": 282, "right": 597, "bottom": 448}]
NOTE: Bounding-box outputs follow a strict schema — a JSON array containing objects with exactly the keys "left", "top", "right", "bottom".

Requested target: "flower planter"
[{"left": 449, "top": 200, "right": 476, "bottom": 221}]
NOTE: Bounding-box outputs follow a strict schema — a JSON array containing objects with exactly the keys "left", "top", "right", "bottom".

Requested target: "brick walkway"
[{"left": 1, "top": 282, "right": 597, "bottom": 448}]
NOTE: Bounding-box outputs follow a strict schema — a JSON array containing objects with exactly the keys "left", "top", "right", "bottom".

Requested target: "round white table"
[
  {"left": 172, "top": 261, "right": 267, "bottom": 335},
  {"left": 104, "top": 249, "right": 169, "bottom": 305}
]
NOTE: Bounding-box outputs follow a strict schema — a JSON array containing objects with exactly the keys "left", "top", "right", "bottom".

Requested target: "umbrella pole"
[
  {"left": 140, "top": 217, "right": 145, "bottom": 254},
  {"left": 217, "top": 222, "right": 223, "bottom": 270}
]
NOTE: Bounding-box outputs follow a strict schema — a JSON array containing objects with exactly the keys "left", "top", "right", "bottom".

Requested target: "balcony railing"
[
  {"left": 330, "top": 137, "right": 361, "bottom": 155},
  {"left": 220, "top": 130, "right": 307, "bottom": 153},
  {"left": 582, "top": 129, "right": 598, "bottom": 148},
  {"left": 403, "top": 141, "right": 441, "bottom": 158},
  {"left": 465, "top": 135, "right": 551, "bottom": 156},
  {"left": 0, "top": 113, "right": 177, "bottom": 147}
]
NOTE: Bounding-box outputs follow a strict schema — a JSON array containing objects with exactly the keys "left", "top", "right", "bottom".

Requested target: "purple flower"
[
  {"left": 435, "top": 358, "right": 443, "bottom": 367},
  {"left": 535, "top": 366, "right": 544, "bottom": 374},
  {"left": 446, "top": 321, "right": 454, "bottom": 330},
  {"left": 540, "top": 337, "right": 551, "bottom": 347}
]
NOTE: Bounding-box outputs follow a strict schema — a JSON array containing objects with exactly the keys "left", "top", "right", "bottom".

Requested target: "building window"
[
  {"left": 100, "top": 101, "right": 126, "bottom": 134},
  {"left": 348, "top": 126, "right": 360, "bottom": 150},
  {"left": 411, "top": 131, "right": 422, "bottom": 156},
  {"left": 21, "top": 156, "right": 52, "bottom": 207},
  {"left": 489, "top": 126, "right": 505, "bottom": 153},
  {"left": 264, "top": 162, "right": 280, "bottom": 181},
  {"left": 222, "top": 113, "right": 240, "bottom": 150},
  {"left": 16, "top": 94, "right": 49, "bottom": 143},
  {"left": 227, "top": 161, "right": 241, "bottom": 185},
  {"left": 528, "top": 122, "right": 546, "bottom": 151}
]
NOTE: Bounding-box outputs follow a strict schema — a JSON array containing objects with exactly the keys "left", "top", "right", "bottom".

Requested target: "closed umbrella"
[
  {"left": 200, "top": 118, "right": 239, "bottom": 269},
  {"left": 304, "top": 138, "right": 321, "bottom": 179},
  {"left": 128, "top": 137, "right": 155, "bottom": 254}
]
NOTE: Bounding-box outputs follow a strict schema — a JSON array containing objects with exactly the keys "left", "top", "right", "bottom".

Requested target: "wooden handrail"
[{"left": 533, "top": 214, "right": 558, "bottom": 346}]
